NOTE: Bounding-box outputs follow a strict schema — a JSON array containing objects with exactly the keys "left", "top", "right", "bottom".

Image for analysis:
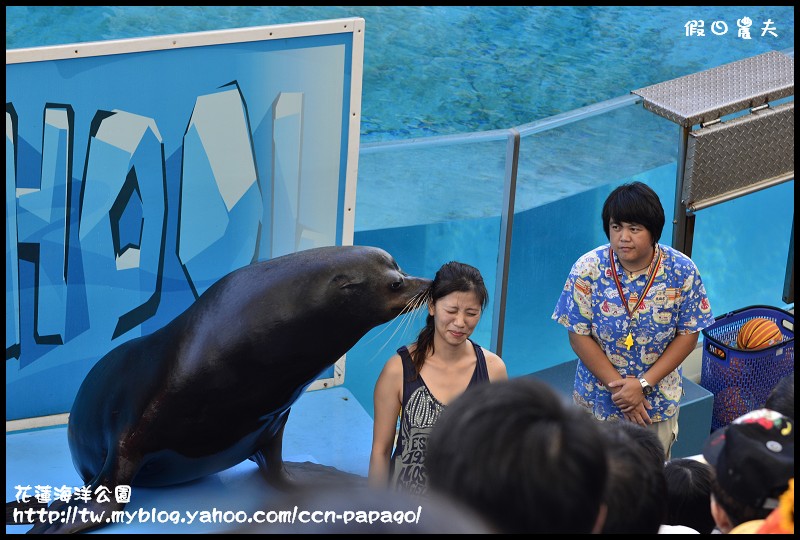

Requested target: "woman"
[{"left": 368, "top": 261, "right": 507, "bottom": 494}]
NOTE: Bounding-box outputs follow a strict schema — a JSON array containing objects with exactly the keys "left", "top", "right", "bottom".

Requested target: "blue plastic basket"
[{"left": 700, "top": 305, "right": 794, "bottom": 431}]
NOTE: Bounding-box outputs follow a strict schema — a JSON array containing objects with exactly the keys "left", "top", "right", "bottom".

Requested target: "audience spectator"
[
  {"left": 228, "top": 484, "right": 494, "bottom": 533},
  {"left": 703, "top": 408, "right": 794, "bottom": 533},
  {"left": 599, "top": 421, "right": 667, "bottom": 534},
  {"left": 615, "top": 420, "right": 666, "bottom": 469},
  {"left": 663, "top": 458, "right": 716, "bottom": 534},
  {"left": 426, "top": 376, "right": 609, "bottom": 534},
  {"left": 755, "top": 477, "right": 794, "bottom": 534},
  {"left": 765, "top": 373, "right": 794, "bottom": 420}
]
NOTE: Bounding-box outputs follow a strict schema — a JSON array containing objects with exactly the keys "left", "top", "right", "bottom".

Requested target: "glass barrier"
[
  {"left": 351, "top": 132, "right": 510, "bottom": 410},
  {"left": 503, "top": 101, "right": 682, "bottom": 376},
  {"left": 347, "top": 87, "right": 794, "bottom": 414},
  {"left": 691, "top": 181, "right": 794, "bottom": 315}
]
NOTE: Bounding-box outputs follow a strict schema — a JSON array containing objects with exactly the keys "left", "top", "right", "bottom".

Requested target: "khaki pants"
[{"left": 646, "top": 411, "right": 679, "bottom": 461}]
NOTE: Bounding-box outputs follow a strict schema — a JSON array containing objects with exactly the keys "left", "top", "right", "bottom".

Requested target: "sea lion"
[{"left": 25, "top": 245, "right": 432, "bottom": 533}]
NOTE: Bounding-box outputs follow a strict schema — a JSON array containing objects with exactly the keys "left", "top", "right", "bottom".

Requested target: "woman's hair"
[
  {"left": 409, "top": 261, "right": 488, "bottom": 378},
  {"left": 601, "top": 181, "right": 665, "bottom": 246}
]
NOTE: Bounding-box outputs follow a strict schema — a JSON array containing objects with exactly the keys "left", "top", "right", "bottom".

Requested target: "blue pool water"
[{"left": 6, "top": 6, "right": 795, "bottom": 143}]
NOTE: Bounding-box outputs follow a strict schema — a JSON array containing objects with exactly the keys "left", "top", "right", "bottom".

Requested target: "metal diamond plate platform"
[
  {"left": 632, "top": 51, "right": 794, "bottom": 128},
  {"left": 682, "top": 102, "right": 794, "bottom": 211}
]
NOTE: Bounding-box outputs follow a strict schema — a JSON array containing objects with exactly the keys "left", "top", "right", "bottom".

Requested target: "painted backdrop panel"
[{"left": 6, "top": 20, "right": 364, "bottom": 420}]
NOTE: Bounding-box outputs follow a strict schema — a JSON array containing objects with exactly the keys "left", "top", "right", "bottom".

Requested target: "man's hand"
[{"left": 608, "top": 376, "right": 652, "bottom": 425}]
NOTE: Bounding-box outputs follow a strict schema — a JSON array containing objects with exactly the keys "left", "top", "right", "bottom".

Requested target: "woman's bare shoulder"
[{"left": 481, "top": 348, "right": 508, "bottom": 381}]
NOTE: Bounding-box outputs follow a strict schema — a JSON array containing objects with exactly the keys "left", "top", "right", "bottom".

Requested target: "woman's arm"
[
  {"left": 368, "top": 355, "right": 403, "bottom": 488},
  {"left": 484, "top": 350, "right": 508, "bottom": 381}
]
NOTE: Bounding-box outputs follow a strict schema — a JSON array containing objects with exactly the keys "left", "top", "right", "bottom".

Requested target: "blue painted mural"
[{"left": 6, "top": 22, "right": 363, "bottom": 420}]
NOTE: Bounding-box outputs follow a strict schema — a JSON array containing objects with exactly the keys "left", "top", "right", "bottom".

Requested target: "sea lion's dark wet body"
[{"left": 27, "top": 246, "right": 431, "bottom": 533}]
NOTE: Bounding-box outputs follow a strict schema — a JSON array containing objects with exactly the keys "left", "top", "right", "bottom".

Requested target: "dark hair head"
[
  {"left": 663, "top": 458, "right": 716, "bottom": 534},
  {"left": 703, "top": 409, "right": 794, "bottom": 526},
  {"left": 410, "top": 261, "right": 488, "bottom": 376},
  {"left": 232, "top": 484, "right": 495, "bottom": 533},
  {"left": 600, "top": 422, "right": 667, "bottom": 534},
  {"left": 614, "top": 420, "right": 666, "bottom": 466},
  {"left": 710, "top": 472, "right": 770, "bottom": 527},
  {"left": 765, "top": 373, "right": 794, "bottom": 420},
  {"left": 601, "top": 181, "right": 665, "bottom": 245},
  {"left": 426, "top": 377, "right": 609, "bottom": 534}
]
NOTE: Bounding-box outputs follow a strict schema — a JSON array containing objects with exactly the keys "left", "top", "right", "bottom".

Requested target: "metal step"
[{"left": 632, "top": 50, "right": 794, "bottom": 128}]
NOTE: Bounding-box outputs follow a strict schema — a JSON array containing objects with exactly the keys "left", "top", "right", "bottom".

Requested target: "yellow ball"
[{"left": 736, "top": 317, "right": 783, "bottom": 350}]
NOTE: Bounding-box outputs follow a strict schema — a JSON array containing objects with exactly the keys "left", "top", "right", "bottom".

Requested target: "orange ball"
[{"left": 736, "top": 317, "right": 783, "bottom": 350}]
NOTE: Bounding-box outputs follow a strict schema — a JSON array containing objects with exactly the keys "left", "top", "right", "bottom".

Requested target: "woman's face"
[{"left": 429, "top": 290, "right": 482, "bottom": 347}]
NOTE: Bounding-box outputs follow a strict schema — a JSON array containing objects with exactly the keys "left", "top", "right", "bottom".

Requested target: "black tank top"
[{"left": 389, "top": 339, "right": 490, "bottom": 495}]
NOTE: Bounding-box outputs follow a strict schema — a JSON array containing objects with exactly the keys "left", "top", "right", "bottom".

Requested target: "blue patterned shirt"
[{"left": 551, "top": 243, "right": 714, "bottom": 421}]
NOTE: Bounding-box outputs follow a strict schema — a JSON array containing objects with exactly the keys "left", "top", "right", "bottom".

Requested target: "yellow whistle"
[{"left": 625, "top": 332, "right": 634, "bottom": 350}]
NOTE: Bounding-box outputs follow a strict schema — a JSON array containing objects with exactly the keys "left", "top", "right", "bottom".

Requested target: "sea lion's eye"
[{"left": 390, "top": 280, "right": 403, "bottom": 290}]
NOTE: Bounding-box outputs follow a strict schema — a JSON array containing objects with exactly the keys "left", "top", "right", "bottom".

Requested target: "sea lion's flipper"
[
  {"left": 24, "top": 492, "right": 126, "bottom": 534},
  {"left": 25, "top": 447, "right": 137, "bottom": 534},
  {"left": 248, "top": 407, "right": 365, "bottom": 489},
  {"left": 282, "top": 461, "right": 366, "bottom": 487},
  {"left": 6, "top": 500, "right": 48, "bottom": 525},
  {"left": 249, "top": 409, "right": 293, "bottom": 489}
]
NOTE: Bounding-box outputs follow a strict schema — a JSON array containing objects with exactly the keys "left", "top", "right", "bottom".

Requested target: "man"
[
  {"left": 552, "top": 181, "right": 714, "bottom": 459},
  {"left": 702, "top": 408, "right": 794, "bottom": 533}
]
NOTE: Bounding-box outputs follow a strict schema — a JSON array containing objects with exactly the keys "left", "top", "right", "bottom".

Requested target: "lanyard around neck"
[{"left": 608, "top": 246, "right": 662, "bottom": 319}]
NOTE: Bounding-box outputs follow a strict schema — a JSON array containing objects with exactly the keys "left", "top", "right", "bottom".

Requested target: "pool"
[{"left": 6, "top": 6, "right": 795, "bottom": 143}]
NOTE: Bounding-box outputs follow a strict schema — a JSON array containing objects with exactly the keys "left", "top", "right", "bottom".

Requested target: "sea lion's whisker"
[
  {"left": 364, "top": 302, "right": 425, "bottom": 354},
  {"left": 391, "top": 291, "right": 428, "bottom": 344},
  {"left": 363, "top": 319, "right": 406, "bottom": 363},
  {"left": 362, "top": 288, "right": 430, "bottom": 362}
]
